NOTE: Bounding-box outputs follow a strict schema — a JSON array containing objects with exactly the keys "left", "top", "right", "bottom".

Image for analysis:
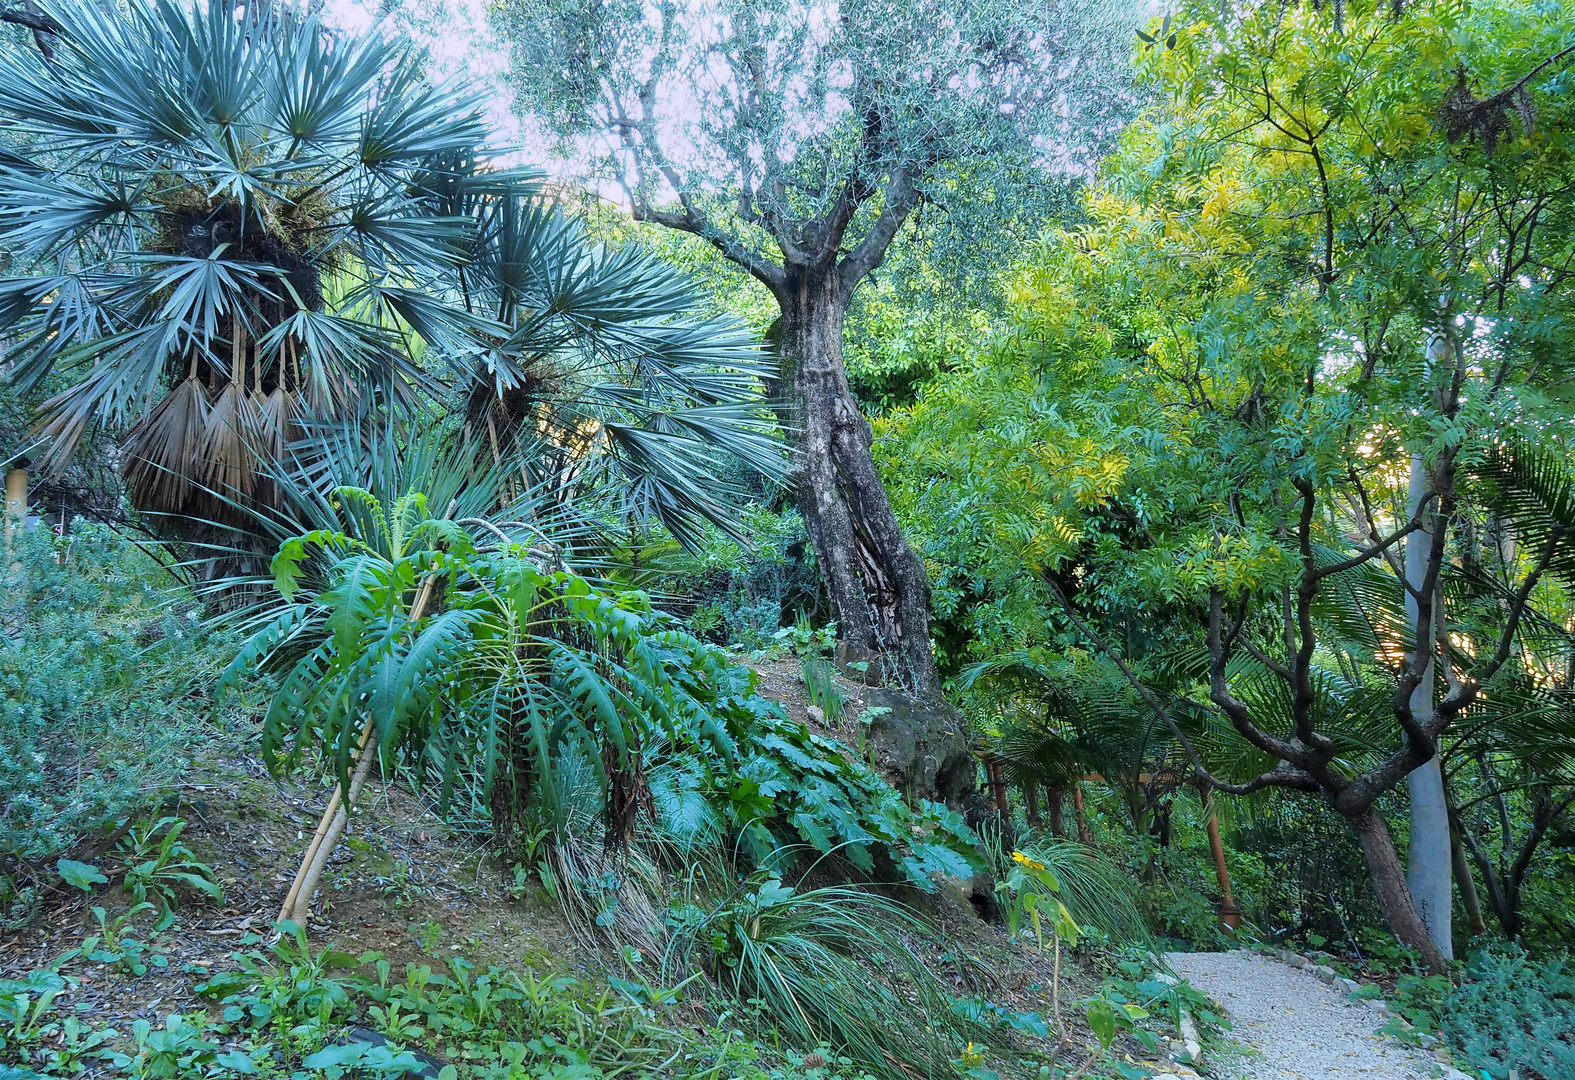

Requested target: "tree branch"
[
  {"left": 630, "top": 202, "right": 786, "bottom": 297},
  {"left": 606, "top": 2, "right": 789, "bottom": 297},
  {"left": 1207, "top": 588, "right": 1315, "bottom": 765},
  {"left": 2, "top": 2, "right": 61, "bottom": 59},
  {"left": 1047, "top": 577, "right": 1316, "bottom": 795},
  {"left": 1311, "top": 511, "right": 1429, "bottom": 580},
  {"left": 837, "top": 168, "right": 921, "bottom": 302}
]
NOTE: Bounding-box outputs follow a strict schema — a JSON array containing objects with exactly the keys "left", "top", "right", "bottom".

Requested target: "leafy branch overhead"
[{"left": 501, "top": 0, "right": 1135, "bottom": 300}]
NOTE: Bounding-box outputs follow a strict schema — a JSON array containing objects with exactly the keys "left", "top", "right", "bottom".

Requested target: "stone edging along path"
[{"left": 1158, "top": 949, "right": 1474, "bottom": 1080}]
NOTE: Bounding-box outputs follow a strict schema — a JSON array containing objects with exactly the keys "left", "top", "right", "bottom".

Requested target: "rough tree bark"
[
  {"left": 777, "top": 266, "right": 939, "bottom": 696},
  {"left": 609, "top": 26, "right": 946, "bottom": 698},
  {"left": 1350, "top": 805, "right": 1449, "bottom": 973}
]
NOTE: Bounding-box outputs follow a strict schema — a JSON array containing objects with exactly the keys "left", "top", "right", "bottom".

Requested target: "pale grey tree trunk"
[{"left": 1404, "top": 451, "right": 1453, "bottom": 962}]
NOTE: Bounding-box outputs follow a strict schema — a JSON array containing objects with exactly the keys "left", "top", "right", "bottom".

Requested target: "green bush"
[
  {"left": 0, "top": 524, "right": 227, "bottom": 924},
  {"left": 1393, "top": 945, "right": 1575, "bottom": 1080},
  {"left": 645, "top": 507, "right": 823, "bottom": 648}
]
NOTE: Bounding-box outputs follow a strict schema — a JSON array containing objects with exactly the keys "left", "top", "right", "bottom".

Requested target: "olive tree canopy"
[{"left": 498, "top": 0, "right": 1135, "bottom": 696}]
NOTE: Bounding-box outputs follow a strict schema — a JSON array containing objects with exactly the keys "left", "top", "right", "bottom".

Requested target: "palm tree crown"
[{"left": 0, "top": 0, "right": 779, "bottom": 544}]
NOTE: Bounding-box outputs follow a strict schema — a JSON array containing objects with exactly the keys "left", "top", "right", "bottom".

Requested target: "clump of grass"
[
  {"left": 802, "top": 656, "right": 843, "bottom": 723},
  {"left": 1014, "top": 837, "right": 1149, "bottom": 944},
  {"left": 666, "top": 873, "right": 999, "bottom": 1079}
]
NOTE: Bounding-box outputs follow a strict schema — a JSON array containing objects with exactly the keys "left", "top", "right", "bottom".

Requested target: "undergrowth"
[
  {"left": 0, "top": 920, "right": 995, "bottom": 1080},
  {"left": 1387, "top": 944, "right": 1575, "bottom": 1080},
  {"left": 0, "top": 525, "right": 236, "bottom": 928}
]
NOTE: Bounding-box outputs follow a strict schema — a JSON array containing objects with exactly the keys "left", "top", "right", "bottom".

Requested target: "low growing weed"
[
  {"left": 60, "top": 903, "right": 172, "bottom": 977},
  {"left": 188, "top": 921, "right": 683, "bottom": 1079},
  {"left": 117, "top": 816, "right": 223, "bottom": 914}
]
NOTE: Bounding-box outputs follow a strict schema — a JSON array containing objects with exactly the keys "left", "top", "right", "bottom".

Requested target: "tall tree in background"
[
  {"left": 878, "top": 0, "right": 1575, "bottom": 971},
  {"left": 496, "top": 0, "right": 1133, "bottom": 695}
]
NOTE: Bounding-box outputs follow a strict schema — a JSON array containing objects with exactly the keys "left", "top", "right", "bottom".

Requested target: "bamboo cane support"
[{"left": 276, "top": 574, "right": 440, "bottom": 930}]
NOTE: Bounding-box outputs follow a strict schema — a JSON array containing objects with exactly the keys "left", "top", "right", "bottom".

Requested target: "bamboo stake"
[
  {"left": 276, "top": 573, "right": 441, "bottom": 929},
  {"left": 4, "top": 466, "right": 26, "bottom": 637},
  {"left": 1198, "top": 784, "right": 1242, "bottom": 929}
]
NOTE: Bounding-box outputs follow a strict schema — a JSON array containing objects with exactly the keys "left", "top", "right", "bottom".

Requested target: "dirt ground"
[
  {"left": 0, "top": 747, "right": 581, "bottom": 1031},
  {"left": 1, "top": 664, "right": 1169, "bottom": 1077}
]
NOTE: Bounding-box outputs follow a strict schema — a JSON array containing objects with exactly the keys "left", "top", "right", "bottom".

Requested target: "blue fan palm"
[{"left": 0, "top": 0, "right": 780, "bottom": 546}]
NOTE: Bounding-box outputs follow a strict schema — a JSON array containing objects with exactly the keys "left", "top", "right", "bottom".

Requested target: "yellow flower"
[{"left": 1011, "top": 851, "right": 1046, "bottom": 871}]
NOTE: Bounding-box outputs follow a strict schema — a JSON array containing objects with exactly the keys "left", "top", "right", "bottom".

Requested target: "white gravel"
[{"left": 1163, "top": 950, "right": 1439, "bottom": 1080}]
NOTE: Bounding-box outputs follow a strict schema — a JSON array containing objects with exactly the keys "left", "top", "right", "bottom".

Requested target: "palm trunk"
[
  {"left": 1023, "top": 781, "right": 1041, "bottom": 826},
  {"left": 779, "top": 268, "right": 938, "bottom": 698},
  {"left": 1047, "top": 784, "right": 1065, "bottom": 837},
  {"left": 1072, "top": 783, "right": 1091, "bottom": 844},
  {"left": 1348, "top": 804, "right": 1449, "bottom": 973},
  {"left": 1403, "top": 453, "right": 1453, "bottom": 961}
]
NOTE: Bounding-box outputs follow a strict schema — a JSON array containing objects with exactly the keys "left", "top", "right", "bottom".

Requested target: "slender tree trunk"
[
  {"left": 1199, "top": 785, "right": 1242, "bottom": 928},
  {"left": 1442, "top": 781, "right": 1487, "bottom": 936},
  {"left": 1449, "top": 814, "right": 1486, "bottom": 936},
  {"left": 1458, "top": 813, "right": 1518, "bottom": 938},
  {"left": 278, "top": 573, "right": 441, "bottom": 930},
  {"left": 1024, "top": 780, "right": 1041, "bottom": 826},
  {"left": 1348, "top": 804, "right": 1449, "bottom": 972},
  {"left": 987, "top": 758, "right": 1009, "bottom": 817},
  {"left": 1072, "top": 783, "right": 1091, "bottom": 844},
  {"left": 1403, "top": 454, "right": 1453, "bottom": 961},
  {"left": 779, "top": 268, "right": 938, "bottom": 697},
  {"left": 1047, "top": 784, "right": 1065, "bottom": 837}
]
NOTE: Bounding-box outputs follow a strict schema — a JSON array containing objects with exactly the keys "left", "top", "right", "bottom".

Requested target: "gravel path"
[{"left": 1164, "top": 951, "right": 1439, "bottom": 1080}]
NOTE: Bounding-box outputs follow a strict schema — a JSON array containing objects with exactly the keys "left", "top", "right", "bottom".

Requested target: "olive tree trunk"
[{"left": 779, "top": 267, "right": 939, "bottom": 698}]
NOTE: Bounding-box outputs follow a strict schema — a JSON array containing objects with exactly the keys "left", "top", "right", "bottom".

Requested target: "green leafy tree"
[
  {"left": 495, "top": 0, "right": 1134, "bottom": 695},
  {"left": 881, "top": 0, "right": 1575, "bottom": 971}
]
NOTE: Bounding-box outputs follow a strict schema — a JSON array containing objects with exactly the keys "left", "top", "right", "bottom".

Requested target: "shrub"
[
  {"left": 646, "top": 507, "right": 823, "bottom": 646},
  {"left": 1395, "top": 945, "right": 1575, "bottom": 1080},
  {"left": 0, "top": 525, "right": 227, "bottom": 925}
]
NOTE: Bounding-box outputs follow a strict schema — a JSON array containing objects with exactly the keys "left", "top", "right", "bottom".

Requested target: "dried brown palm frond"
[
  {"left": 202, "top": 380, "right": 263, "bottom": 504},
  {"left": 1437, "top": 64, "right": 1537, "bottom": 152},
  {"left": 248, "top": 385, "right": 302, "bottom": 510},
  {"left": 123, "top": 375, "right": 211, "bottom": 513}
]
